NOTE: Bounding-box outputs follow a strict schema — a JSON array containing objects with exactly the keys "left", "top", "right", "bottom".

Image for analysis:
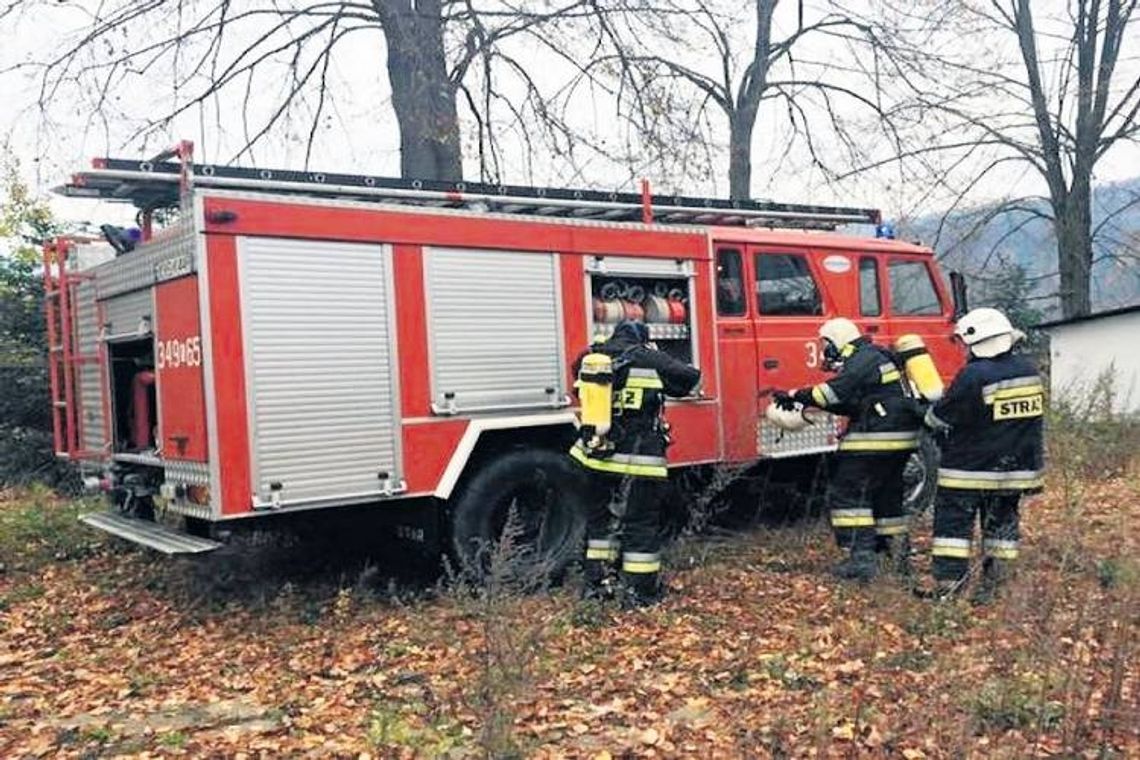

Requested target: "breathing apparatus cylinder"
[
  {"left": 893, "top": 334, "right": 944, "bottom": 401},
  {"left": 576, "top": 351, "right": 615, "bottom": 453}
]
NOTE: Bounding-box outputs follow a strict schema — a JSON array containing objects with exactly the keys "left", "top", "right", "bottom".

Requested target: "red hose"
[{"left": 131, "top": 370, "right": 156, "bottom": 449}]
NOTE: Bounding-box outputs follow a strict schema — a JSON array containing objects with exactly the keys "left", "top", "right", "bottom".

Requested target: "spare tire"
[
  {"left": 450, "top": 448, "right": 588, "bottom": 584},
  {"left": 903, "top": 433, "right": 940, "bottom": 516}
]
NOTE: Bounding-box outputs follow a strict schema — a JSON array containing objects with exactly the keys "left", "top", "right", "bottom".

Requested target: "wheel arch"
[{"left": 433, "top": 412, "right": 578, "bottom": 501}]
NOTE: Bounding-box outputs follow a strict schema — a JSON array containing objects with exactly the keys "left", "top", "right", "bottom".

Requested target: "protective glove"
[
  {"left": 791, "top": 388, "right": 816, "bottom": 407},
  {"left": 772, "top": 390, "right": 797, "bottom": 411}
]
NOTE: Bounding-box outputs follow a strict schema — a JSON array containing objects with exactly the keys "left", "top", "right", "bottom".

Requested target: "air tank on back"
[{"left": 894, "top": 334, "right": 945, "bottom": 402}]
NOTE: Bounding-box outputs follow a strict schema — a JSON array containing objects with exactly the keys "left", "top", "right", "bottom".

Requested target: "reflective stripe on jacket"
[
  {"left": 928, "top": 352, "right": 1045, "bottom": 492},
  {"left": 808, "top": 338, "right": 920, "bottom": 452}
]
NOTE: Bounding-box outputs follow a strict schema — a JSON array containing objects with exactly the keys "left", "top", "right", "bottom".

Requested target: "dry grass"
[{"left": 0, "top": 426, "right": 1137, "bottom": 757}]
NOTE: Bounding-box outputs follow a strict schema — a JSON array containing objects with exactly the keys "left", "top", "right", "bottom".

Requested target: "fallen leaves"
[{"left": 1, "top": 478, "right": 1138, "bottom": 757}]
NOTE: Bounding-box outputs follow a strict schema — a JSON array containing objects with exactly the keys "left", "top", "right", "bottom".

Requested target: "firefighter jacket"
[
  {"left": 805, "top": 337, "right": 921, "bottom": 453},
  {"left": 925, "top": 351, "right": 1044, "bottom": 492},
  {"left": 570, "top": 327, "right": 701, "bottom": 479}
]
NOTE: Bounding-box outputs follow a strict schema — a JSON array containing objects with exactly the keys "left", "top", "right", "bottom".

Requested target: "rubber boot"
[
  {"left": 620, "top": 571, "right": 664, "bottom": 610},
  {"left": 579, "top": 559, "right": 615, "bottom": 602},
  {"left": 832, "top": 528, "right": 878, "bottom": 582},
  {"left": 971, "top": 558, "right": 1010, "bottom": 606}
]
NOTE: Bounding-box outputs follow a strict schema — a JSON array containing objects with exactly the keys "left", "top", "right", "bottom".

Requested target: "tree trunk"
[
  {"left": 728, "top": 114, "right": 755, "bottom": 200},
  {"left": 1054, "top": 183, "right": 1094, "bottom": 318},
  {"left": 376, "top": 0, "right": 463, "bottom": 181}
]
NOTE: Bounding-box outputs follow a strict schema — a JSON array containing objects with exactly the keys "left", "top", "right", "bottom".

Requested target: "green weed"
[
  {"left": 0, "top": 487, "right": 104, "bottom": 571},
  {"left": 971, "top": 674, "right": 1065, "bottom": 733}
]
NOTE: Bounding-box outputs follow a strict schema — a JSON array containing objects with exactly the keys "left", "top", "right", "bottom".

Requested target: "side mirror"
[{"left": 949, "top": 270, "right": 968, "bottom": 320}]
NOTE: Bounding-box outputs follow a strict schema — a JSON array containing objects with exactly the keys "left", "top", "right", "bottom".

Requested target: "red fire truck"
[{"left": 44, "top": 143, "right": 965, "bottom": 566}]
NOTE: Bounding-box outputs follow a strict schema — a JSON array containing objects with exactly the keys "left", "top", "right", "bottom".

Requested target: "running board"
[{"left": 80, "top": 512, "right": 222, "bottom": 554}]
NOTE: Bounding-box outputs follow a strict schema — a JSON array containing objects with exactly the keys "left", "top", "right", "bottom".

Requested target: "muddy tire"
[
  {"left": 449, "top": 448, "right": 588, "bottom": 584},
  {"left": 903, "top": 433, "right": 940, "bottom": 516}
]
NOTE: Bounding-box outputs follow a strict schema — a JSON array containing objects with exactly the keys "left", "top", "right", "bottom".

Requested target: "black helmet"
[{"left": 611, "top": 318, "right": 650, "bottom": 345}]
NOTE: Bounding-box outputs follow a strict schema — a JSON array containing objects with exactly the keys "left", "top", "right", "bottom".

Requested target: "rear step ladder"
[
  {"left": 42, "top": 238, "right": 106, "bottom": 459},
  {"left": 80, "top": 512, "right": 221, "bottom": 555}
]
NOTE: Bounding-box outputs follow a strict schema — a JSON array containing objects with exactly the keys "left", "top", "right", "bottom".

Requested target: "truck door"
[
  {"left": 751, "top": 249, "right": 829, "bottom": 400},
  {"left": 713, "top": 246, "right": 757, "bottom": 461},
  {"left": 854, "top": 254, "right": 887, "bottom": 341},
  {"left": 882, "top": 255, "right": 958, "bottom": 379}
]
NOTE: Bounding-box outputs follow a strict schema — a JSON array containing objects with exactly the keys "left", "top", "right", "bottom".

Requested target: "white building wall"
[{"left": 1045, "top": 311, "right": 1140, "bottom": 415}]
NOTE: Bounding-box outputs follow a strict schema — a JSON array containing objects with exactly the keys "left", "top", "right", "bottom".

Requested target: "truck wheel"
[
  {"left": 450, "top": 449, "right": 588, "bottom": 584},
  {"left": 903, "top": 434, "right": 940, "bottom": 516}
]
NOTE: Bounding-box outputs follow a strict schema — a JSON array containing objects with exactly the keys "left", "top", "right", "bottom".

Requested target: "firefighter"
[
  {"left": 570, "top": 319, "right": 701, "bottom": 608},
  {"left": 773, "top": 317, "right": 922, "bottom": 581},
  {"left": 922, "top": 307, "right": 1044, "bottom": 602}
]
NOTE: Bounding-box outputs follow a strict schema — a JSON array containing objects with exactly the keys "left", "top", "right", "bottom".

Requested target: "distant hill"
[{"left": 896, "top": 178, "right": 1140, "bottom": 320}]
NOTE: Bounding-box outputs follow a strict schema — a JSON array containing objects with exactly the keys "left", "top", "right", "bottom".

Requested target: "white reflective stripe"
[
  {"left": 818, "top": 383, "right": 841, "bottom": 405},
  {"left": 588, "top": 539, "right": 619, "bottom": 549},
  {"left": 570, "top": 445, "right": 669, "bottom": 478},
  {"left": 622, "top": 551, "right": 661, "bottom": 573},
  {"left": 843, "top": 431, "right": 920, "bottom": 442},
  {"left": 570, "top": 443, "right": 667, "bottom": 466},
  {"left": 981, "top": 375, "right": 1042, "bottom": 396},
  {"left": 608, "top": 452, "right": 668, "bottom": 467},
  {"left": 981, "top": 375, "right": 1043, "bottom": 402},
  {"left": 982, "top": 539, "right": 1019, "bottom": 550},
  {"left": 839, "top": 439, "right": 918, "bottom": 451},
  {"left": 832, "top": 509, "right": 874, "bottom": 518},
  {"left": 932, "top": 536, "right": 972, "bottom": 557},
  {"left": 628, "top": 368, "right": 659, "bottom": 378},
  {"left": 831, "top": 508, "right": 874, "bottom": 527},
  {"left": 938, "top": 468, "right": 1044, "bottom": 482},
  {"left": 875, "top": 515, "right": 909, "bottom": 535}
]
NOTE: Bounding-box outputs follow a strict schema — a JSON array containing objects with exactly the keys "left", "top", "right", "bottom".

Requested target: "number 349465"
[{"left": 157, "top": 337, "right": 202, "bottom": 369}]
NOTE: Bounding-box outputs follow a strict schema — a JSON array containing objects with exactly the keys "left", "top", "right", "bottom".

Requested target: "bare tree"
[
  {"left": 6, "top": 0, "right": 587, "bottom": 181},
  {"left": 528, "top": 0, "right": 902, "bottom": 198},
  {"left": 860, "top": 1, "right": 1140, "bottom": 318}
]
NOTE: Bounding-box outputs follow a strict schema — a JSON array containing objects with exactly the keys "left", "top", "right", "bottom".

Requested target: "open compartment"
[
  {"left": 585, "top": 256, "right": 696, "bottom": 366},
  {"left": 108, "top": 337, "right": 157, "bottom": 453}
]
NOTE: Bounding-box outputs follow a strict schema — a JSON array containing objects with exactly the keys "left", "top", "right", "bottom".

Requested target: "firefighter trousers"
[
  {"left": 931, "top": 489, "right": 1020, "bottom": 582},
  {"left": 828, "top": 452, "right": 910, "bottom": 554},
  {"left": 583, "top": 472, "right": 666, "bottom": 597}
]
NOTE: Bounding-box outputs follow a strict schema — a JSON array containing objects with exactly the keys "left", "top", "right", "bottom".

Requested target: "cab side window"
[
  {"left": 716, "top": 248, "right": 746, "bottom": 316},
  {"left": 859, "top": 257, "right": 882, "bottom": 316},
  {"left": 888, "top": 259, "right": 942, "bottom": 315},
  {"left": 755, "top": 253, "right": 822, "bottom": 316}
]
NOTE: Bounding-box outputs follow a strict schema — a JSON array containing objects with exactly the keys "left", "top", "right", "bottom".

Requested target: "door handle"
[
  {"left": 763, "top": 358, "right": 779, "bottom": 370},
  {"left": 722, "top": 325, "right": 747, "bottom": 335},
  {"left": 866, "top": 324, "right": 881, "bottom": 333}
]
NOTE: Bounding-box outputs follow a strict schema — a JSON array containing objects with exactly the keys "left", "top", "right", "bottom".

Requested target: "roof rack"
[{"left": 57, "top": 154, "right": 881, "bottom": 230}]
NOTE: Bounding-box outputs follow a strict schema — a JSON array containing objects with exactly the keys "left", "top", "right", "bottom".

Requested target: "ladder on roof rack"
[{"left": 57, "top": 149, "right": 882, "bottom": 231}]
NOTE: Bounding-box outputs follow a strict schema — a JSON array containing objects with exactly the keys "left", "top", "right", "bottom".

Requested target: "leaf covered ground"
[{"left": 1, "top": 475, "right": 1137, "bottom": 759}]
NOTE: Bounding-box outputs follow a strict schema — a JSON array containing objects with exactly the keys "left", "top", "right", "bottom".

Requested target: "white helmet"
[
  {"left": 818, "top": 317, "right": 861, "bottom": 350},
  {"left": 955, "top": 307, "right": 1025, "bottom": 358},
  {"left": 818, "top": 317, "right": 862, "bottom": 369},
  {"left": 765, "top": 400, "right": 811, "bottom": 431}
]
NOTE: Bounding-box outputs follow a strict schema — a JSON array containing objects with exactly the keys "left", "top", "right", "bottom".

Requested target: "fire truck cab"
[{"left": 44, "top": 145, "right": 964, "bottom": 567}]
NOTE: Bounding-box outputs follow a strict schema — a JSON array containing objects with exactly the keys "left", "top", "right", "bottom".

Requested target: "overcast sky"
[{"left": 2, "top": 0, "right": 1137, "bottom": 232}]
